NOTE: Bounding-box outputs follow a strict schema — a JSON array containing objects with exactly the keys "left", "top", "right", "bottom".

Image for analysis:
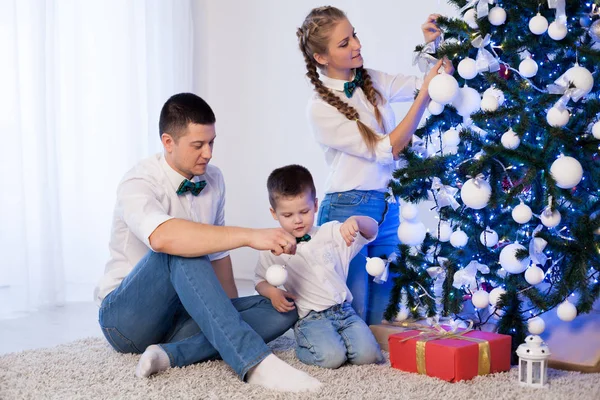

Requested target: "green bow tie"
[
  {"left": 296, "top": 234, "right": 311, "bottom": 244},
  {"left": 176, "top": 179, "right": 206, "bottom": 196},
  {"left": 343, "top": 69, "right": 364, "bottom": 98}
]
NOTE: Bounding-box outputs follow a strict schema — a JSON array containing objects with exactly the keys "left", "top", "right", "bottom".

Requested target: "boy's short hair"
[
  {"left": 267, "top": 165, "right": 317, "bottom": 209},
  {"left": 159, "top": 93, "right": 215, "bottom": 141}
]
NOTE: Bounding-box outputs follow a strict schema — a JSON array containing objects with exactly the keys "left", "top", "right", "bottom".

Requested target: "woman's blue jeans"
[
  {"left": 318, "top": 190, "right": 399, "bottom": 325},
  {"left": 98, "top": 251, "right": 298, "bottom": 379}
]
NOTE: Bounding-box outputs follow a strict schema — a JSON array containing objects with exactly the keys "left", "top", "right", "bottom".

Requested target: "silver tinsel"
[{"left": 590, "top": 19, "right": 600, "bottom": 43}]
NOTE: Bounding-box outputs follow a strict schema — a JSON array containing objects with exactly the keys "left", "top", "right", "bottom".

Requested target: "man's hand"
[
  {"left": 340, "top": 217, "right": 360, "bottom": 247},
  {"left": 269, "top": 289, "right": 297, "bottom": 313},
  {"left": 421, "top": 14, "right": 441, "bottom": 43},
  {"left": 248, "top": 228, "right": 297, "bottom": 255}
]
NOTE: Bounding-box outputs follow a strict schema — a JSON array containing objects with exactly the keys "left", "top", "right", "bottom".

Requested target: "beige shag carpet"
[{"left": 1, "top": 336, "right": 599, "bottom": 400}]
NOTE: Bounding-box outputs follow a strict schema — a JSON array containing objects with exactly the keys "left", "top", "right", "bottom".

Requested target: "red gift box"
[{"left": 389, "top": 327, "right": 511, "bottom": 382}]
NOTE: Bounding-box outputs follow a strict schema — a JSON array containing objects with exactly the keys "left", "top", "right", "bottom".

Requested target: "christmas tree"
[{"left": 385, "top": 0, "right": 600, "bottom": 360}]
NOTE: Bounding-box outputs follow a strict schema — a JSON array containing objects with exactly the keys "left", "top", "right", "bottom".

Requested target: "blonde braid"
[{"left": 358, "top": 67, "right": 385, "bottom": 133}]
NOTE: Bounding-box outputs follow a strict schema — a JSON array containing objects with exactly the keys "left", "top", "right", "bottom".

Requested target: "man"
[{"left": 94, "top": 93, "right": 321, "bottom": 393}]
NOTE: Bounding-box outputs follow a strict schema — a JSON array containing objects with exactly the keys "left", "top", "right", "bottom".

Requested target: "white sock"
[
  {"left": 135, "top": 345, "right": 171, "bottom": 378},
  {"left": 246, "top": 354, "right": 321, "bottom": 393}
]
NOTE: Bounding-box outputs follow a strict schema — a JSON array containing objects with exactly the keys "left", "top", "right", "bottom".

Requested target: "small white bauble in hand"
[
  {"left": 519, "top": 57, "right": 538, "bottom": 78},
  {"left": 442, "top": 127, "right": 461, "bottom": 147},
  {"left": 501, "top": 128, "right": 520, "bottom": 149},
  {"left": 464, "top": 8, "right": 478, "bottom": 29},
  {"left": 548, "top": 21, "right": 568, "bottom": 41},
  {"left": 450, "top": 228, "right": 469, "bottom": 248},
  {"left": 592, "top": 121, "right": 600, "bottom": 139},
  {"left": 565, "top": 64, "right": 595, "bottom": 95},
  {"left": 428, "top": 101, "right": 445, "bottom": 116},
  {"left": 528, "top": 317, "right": 546, "bottom": 335},
  {"left": 489, "top": 287, "right": 506, "bottom": 307},
  {"left": 540, "top": 207, "right": 561, "bottom": 228},
  {"left": 397, "top": 221, "right": 427, "bottom": 246},
  {"left": 550, "top": 156, "right": 583, "bottom": 189},
  {"left": 488, "top": 6, "right": 507, "bottom": 26},
  {"left": 557, "top": 300, "right": 577, "bottom": 322},
  {"left": 481, "top": 95, "right": 499, "bottom": 112},
  {"left": 453, "top": 86, "right": 481, "bottom": 117},
  {"left": 266, "top": 265, "right": 287, "bottom": 287},
  {"left": 546, "top": 107, "right": 570, "bottom": 127},
  {"left": 435, "top": 220, "right": 453, "bottom": 242},
  {"left": 483, "top": 87, "right": 505, "bottom": 106},
  {"left": 525, "top": 265, "right": 545, "bottom": 285},
  {"left": 529, "top": 13, "right": 549, "bottom": 35},
  {"left": 428, "top": 73, "right": 459, "bottom": 105},
  {"left": 512, "top": 201, "right": 533, "bottom": 224},
  {"left": 460, "top": 178, "right": 491, "bottom": 210},
  {"left": 472, "top": 290, "right": 490, "bottom": 309},
  {"left": 480, "top": 227, "right": 499, "bottom": 247},
  {"left": 499, "top": 243, "right": 530, "bottom": 274},
  {"left": 457, "top": 57, "right": 478, "bottom": 80},
  {"left": 395, "top": 304, "right": 410, "bottom": 321},
  {"left": 366, "top": 257, "right": 386, "bottom": 276},
  {"left": 401, "top": 203, "right": 419, "bottom": 221}
]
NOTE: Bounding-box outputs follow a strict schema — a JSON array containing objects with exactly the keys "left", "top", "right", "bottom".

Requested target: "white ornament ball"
[
  {"left": 528, "top": 317, "right": 546, "bottom": 335},
  {"left": 519, "top": 57, "right": 539, "bottom": 78},
  {"left": 499, "top": 243, "right": 530, "bottom": 274},
  {"left": 450, "top": 228, "right": 469, "bottom": 248},
  {"left": 366, "top": 257, "right": 386, "bottom": 276},
  {"left": 428, "top": 73, "right": 459, "bottom": 105},
  {"left": 489, "top": 287, "right": 506, "bottom": 307},
  {"left": 483, "top": 87, "right": 505, "bottom": 106},
  {"left": 546, "top": 107, "right": 570, "bottom": 127},
  {"left": 460, "top": 178, "right": 491, "bottom": 210},
  {"left": 480, "top": 227, "right": 499, "bottom": 247},
  {"left": 444, "top": 145, "right": 459, "bottom": 155},
  {"left": 457, "top": 58, "right": 478, "bottom": 80},
  {"left": 557, "top": 301, "right": 577, "bottom": 322},
  {"left": 464, "top": 8, "right": 478, "bottom": 29},
  {"left": 481, "top": 95, "right": 499, "bottom": 112},
  {"left": 592, "top": 121, "right": 600, "bottom": 139},
  {"left": 401, "top": 203, "right": 419, "bottom": 221},
  {"left": 453, "top": 87, "right": 481, "bottom": 117},
  {"left": 540, "top": 207, "right": 562, "bottom": 228},
  {"left": 590, "top": 19, "right": 600, "bottom": 42},
  {"left": 435, "top": 221, "right": 453, "bottom": 242},
  {"left": 550, "top": 156, "right": 583, "bottom": 189},
  {"left": 428, "top": 101, "right": 445, "bottom": 116},
  {"left": 472, "top": 290, "right": 490, "bottom": 309},
  {"left": 548, "top": 21, "right": 568, "bottom": 41},
  {"left": 529, "top": 13, "right": 549, "bottom": 35},
  {"left": 512, "top": 202, "right": 533, "bottom": 224},
  {"left": 488, "top": 6, "right": 507, "bottom": 26},
  {"left": 266, "top": 265, "right": 287, "bottom": 287},
  {"left": 501, "top": 128, "right": 520, "bottom": 149},
  {"left": 397, "top": 221, "right": 427, "bottom": 246},
  {"left": 442, "top": 127, "right": 461, "bottom": 147},
  {"left": 525, "top": 265, "right": 545, "bottom": 285},
  {"left": 395, "top": 304, "right": 410, "bottom": 321},
  {"left": 565, "top": 65, "right": 594, "bottom": 94}
]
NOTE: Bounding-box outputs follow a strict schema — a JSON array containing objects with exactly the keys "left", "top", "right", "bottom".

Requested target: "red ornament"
[{"left": 499, "top": 64, "right": 511, "bottom": 80}]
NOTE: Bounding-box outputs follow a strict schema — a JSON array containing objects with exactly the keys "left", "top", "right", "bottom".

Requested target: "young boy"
[{"left": 254, "top": 165, "right": 384, "bottom": 369}]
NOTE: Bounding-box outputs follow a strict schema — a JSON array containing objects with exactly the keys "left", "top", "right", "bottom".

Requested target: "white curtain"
[{"left": 0, "top": 0, "right": 194, "bottom": 318}]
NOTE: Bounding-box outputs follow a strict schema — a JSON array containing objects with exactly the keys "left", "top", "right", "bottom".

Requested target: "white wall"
[{"left": 192, "top": 0, "right": 459, "bottom": 281}]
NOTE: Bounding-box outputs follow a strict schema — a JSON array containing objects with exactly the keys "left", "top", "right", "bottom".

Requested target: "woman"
[{"left": 297, "top": 6, "right": 452, "bottom": 325}]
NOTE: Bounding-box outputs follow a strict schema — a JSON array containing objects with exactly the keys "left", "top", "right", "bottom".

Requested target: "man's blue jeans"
[
  {"left": 294, "top": 303, "right": 384, "bottom": 368},
  {"left": 98, "top": 251, "right": 298, "bottom": 379},
  {"left": 318, "top": 190, "right": 399, "bottom": 325}
]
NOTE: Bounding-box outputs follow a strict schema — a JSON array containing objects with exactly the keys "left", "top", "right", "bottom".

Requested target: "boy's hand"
[
  {"left": 270, "top": 289, "right": 297, "bottom": 313},
  {"left": 340, "top": 217, "right": 360, "bottom": 247}
]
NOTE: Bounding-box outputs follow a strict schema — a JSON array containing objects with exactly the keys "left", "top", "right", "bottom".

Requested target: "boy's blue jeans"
[
  {"left": 293, "top": 303, "right": 384, "bottom": 368},
  {"left": 318, "top": 190, "right": 399, "bottom": 325},
  {"left": 98, "top": 251, "right": 298, "bottom": 379}
]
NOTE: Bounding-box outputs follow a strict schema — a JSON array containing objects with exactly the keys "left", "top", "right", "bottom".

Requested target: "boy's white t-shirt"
[{"left": 254, "top": 220, "right": 375, "bottom": 318}]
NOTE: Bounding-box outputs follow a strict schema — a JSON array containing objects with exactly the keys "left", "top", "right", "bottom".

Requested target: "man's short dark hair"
[
  {"left": 159, "top": 93, "right": 215, "bottom": 141},
  {"left": 267, "top": 165, "right": 317, "bottom": 209}
]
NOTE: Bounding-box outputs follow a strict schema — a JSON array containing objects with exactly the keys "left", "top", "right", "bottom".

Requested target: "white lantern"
[
  {"left": 546, "top": 107, "right": 570, "bottom": 127},
  {"left": 480, "top": 227, "right": 499, "bottom": 247},
  {"left": 592, "top": 121, "right": 600, "bottom": 139},
  {"left": 499, "top": 243, "right": 530, "bottom": 274},
  {"left": 428, "top": 101, "right": 445, "bottom": 116},
  {"left": 366, "top": 257, "right": 386, "bottom": 276},
  {"left": 519, "top": 57, "right": 539, "bottom": 78},
  {"left": 488, "top": 6, "right": 507, "bottom": 26},
  {"left": 512, "top": 201, "right": 533, "bottom": 224},
  {"left": 516, "top": 335, "right": 551, "bottom": 388},
  {"left": 550, "top": 156, "right": 583, "bottom": 189},
  {"left": 460, "top": 177, "right": 491, "bottom": 209},
  {"left": 529, "top": 13, "right": 549, "bottom": 35},
  {"left": 457, "top": 58, "right": 478, "bottom": 80},
  {"left": 501, "top": 128, "right": 520, "bottom": 149},
  {"left": 428, "top": 72, "right": 459, "bottom": 105},
  {"left": 548, "top": 21, "right": 568, "bottom": 41},
  {"left": 464, "top": 8, "right": 478, "bottom": 29},
  {"left": 266, "top": 264, "right": 287, "bottom": 287}
]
